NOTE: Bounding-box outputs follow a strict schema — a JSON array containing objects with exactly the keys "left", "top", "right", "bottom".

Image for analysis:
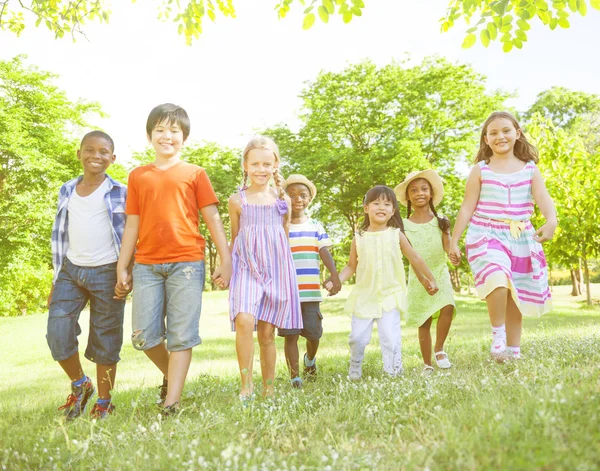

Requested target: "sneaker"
[
  {"left": 90, "top": 401, "right": 115, "bottom": 419},
  {"left": 158, "top": 377, "right": 168, "bottom": 403},
  {"left": 58, "top": 377, "right": 95, "bottom": 420},
  {"left": 490, "top": 338, "right": 509, "bottom": 363},
  {"left": 349, "top": 360, "right": 362, "bottom": 381},
  {"left": 160, "top": 401, "right": 180, "bottom": 418},
  {"left": 303, "top": 353, "right": 317, "bottom": 379},
  {"left": 290, "top": 377, "right": 303, "bottom": 389}
]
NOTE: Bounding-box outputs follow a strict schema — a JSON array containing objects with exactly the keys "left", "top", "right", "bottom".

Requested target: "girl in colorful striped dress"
[
  {"left": 228, "top": 136, "right": 302, "bottom": 399},
  {"left": 449, "top": 112, "right": 557, "bottom": 362}
]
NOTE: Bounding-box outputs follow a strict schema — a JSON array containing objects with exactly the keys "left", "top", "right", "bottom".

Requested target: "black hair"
[
  {"left": 405, "top": 180, "right": 450, "bottom": 234},
  {"left": 359, "top": 185, "right": 405, "bottom": 235},
  {"left": 80, "top": 130, "right": 114, "bottom": 152},
  {"left": 146, "top": 103, "right": 190, "bottom": 140}
]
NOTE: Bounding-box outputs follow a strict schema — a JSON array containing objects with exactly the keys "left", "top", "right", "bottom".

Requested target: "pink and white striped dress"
[
  {"left": 465, "top": 160, "right": 552, "bottom": 317},
  {"left": 229, "top": 189, "right": 303, "bottom": 330}
]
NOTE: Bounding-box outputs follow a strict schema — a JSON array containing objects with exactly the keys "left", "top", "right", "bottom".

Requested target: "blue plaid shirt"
[{"left": 51, "top": 175, "right": 127, "bottom": 283}]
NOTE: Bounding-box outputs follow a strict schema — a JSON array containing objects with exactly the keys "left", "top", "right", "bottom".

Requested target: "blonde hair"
[{"left": 242, "top": 135, "right": 286, "bottom": 200}]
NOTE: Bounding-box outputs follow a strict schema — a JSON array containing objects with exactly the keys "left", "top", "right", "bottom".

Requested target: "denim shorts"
[
  {"left": 131, "top": 261, "right": 205, "bottom": 352},
  {"left": 47, "top": 259, "right": 125, "bottom": 365},
  {"left": 278, "top": 302, "right": 323, "bottom": 340}
]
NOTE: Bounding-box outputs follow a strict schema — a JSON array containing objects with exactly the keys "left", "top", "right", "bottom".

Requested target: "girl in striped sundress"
[
  {"left": 228, "top": 136, "right": 302, "bottom": 399},
  {"left": 449, "top": 112, "right": 557, "bottom": 362}
]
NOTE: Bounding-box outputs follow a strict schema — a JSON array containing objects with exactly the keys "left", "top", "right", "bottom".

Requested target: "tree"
[
  {"left": 2, "top": 0, "right": 597, "bottom": 47},
  {"left": 0, "top": 55, "right": 102, "bottom": 315},
  {"left": 268, "top": 58, "right": 507, "bottom": 255}
]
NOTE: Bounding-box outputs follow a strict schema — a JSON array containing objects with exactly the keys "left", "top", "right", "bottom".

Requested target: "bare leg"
[
  {"left": 485, "top": 287, "right": 508, "bottom": 327},
  {"left": 96, "top": 364, "right": 116, "bottom": 400},
  {"left": 257, "top": 321, "right": 276, "bottom": 397},
  {"left": 164, "top": 349, "right": 192, "bottom": 407},
  {"left": 434, "top": 305, "right": 455, "bottom": 354},
  {"left": 418, "top": 317, "right": 433, "bottom": 366},
  {"left": 58, "top": 352, "right": 85, "bottom": 382},
  {"left": 284, "top": 334, "right": 300, "bottom": 379},
  {"left": 505, "top": 293, "right": 523, "bottom": 347},
  {"left": 142, "top": 342, "right": 170, "bottom": 377},
  {"left": 235, "top": 313, "right": 255, "bottom": 397},
  {"left": 305, "top": 338, "right": 319, "bottom": 362}
]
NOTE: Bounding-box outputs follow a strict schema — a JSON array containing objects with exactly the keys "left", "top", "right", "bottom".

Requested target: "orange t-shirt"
[{"left": 126, "top": 161, "right": 219, "bottom": 264}]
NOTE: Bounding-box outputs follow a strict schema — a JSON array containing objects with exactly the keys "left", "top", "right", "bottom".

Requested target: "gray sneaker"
[{"left": 349, "top": 360, "right": 362, "bottom": 380}]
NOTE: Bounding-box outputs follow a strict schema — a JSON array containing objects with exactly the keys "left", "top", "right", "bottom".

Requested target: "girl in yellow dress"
[
  {"left": 326, "top": 186, "right": 438, "bottom": 380},
  {"left": 395, "top": 170, "right": 456, "bottom": 375}
]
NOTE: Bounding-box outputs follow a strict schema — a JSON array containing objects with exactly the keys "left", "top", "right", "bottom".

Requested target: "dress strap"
[{"left": 238, "top": 188, "right": 247, "bottom": 205}]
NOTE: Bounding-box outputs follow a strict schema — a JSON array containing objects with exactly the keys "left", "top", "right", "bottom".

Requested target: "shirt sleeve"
[
  {"left": 194, "top": 168, "right": 220, "bottom": 209},
  {"left": 316, "top": 221, "right": 333, "bottom": 250},
  {"left": 125, "top": 170, "right": 139, "bottom": 215}
]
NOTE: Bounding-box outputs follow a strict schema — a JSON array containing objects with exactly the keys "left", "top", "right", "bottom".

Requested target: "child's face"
[
  {"left": 407, "top": 178, "right": 431, "bottom": 209},
  {"left": 244, "top": 148, "right": 278, "bottom": 187},
  {"left": 364, "top": 196, "right": 395, "bottom": 225},
  {"left": 77, "top": 136, "right": 115, "bottom": 174},
  {"left": 287, "top": 184, "right": 311, "bottom": 216},
  {"left": 484, "top": 118, "right": 521, "bottom": 155},
  {"left": 148, "top": 119, "right": 185, "bottom": 159}
]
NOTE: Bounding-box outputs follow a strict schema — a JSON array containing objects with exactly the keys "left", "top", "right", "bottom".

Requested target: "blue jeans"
[
  {"left": 47, "top": 259, "right": 125, "bottom": 365},
  {"left": 131, "top": 261, "right": 205, "bottom": 352}
]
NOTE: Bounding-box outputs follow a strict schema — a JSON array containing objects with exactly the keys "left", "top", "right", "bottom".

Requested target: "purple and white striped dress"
[
  {"left": 229, "top": 189, "right": 303, "bottom": 330},
  {"left": 465, "top": 160, "right": 552, "bottom": 317}
]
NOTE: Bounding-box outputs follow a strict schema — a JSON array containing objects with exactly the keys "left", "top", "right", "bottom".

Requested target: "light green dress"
[{"left": 402, "top": 218, "right": 456, "bottom": 327}]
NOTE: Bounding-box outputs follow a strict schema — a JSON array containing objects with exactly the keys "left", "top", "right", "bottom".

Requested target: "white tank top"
[{"left": 66, "top": 179, "right": 118, "bottom": 267}]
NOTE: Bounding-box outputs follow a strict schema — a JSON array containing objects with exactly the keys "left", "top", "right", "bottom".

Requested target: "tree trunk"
[
  {"left": 576, "top": 262, "right": 583, "bottom": 294},
  {"left": 583, "top": 254, "right": 592, "bottom": 306},
  {"left": 570, "top": 269, "right": 581, "bottom": 296}
]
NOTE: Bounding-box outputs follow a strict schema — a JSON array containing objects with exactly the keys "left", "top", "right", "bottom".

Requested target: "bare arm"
[
  {"left": 319, "top": 246, "right": 341, "bottom": 295},
  {"left": 337, "top": 237, "right": 358, "bottom": 284},
  {"left": 201, "top": 203, "right": 232, "bottom": 287},
  {"left": 449, "top": 164, "right": 481, "bottom": 265},
  {"left": 115, "top": 215, "right": 140, "bottom": 293},
  {"left": 228, "top": 195, "right": 241, "bottom": 252},
  {"left": 283, "top": 195, "right": 291, "bottom": 237},
  {"left": 400, "top": 232, "right": 438, "bottom": 295},
  {"left": 442, "top": 230, "right": 451, "bottom": 255},
  {"left": 531, "top": 167, "right": 557, "bottom": 243}
]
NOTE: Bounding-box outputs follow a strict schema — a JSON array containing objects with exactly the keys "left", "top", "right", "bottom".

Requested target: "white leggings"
[{"left": 348, "top": 309, "right": 402, "bottom": 375}]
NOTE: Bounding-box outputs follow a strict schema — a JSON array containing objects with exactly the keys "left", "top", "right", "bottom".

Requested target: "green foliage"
[
  {"left": 0, "top": 55, "right": 101, "bottom": 316},
  {"left": 267, "top": 58, "right": 507, "bottom": 242},
  {"left": 445, "top": 0, "right": 600, "bottom": 51}
]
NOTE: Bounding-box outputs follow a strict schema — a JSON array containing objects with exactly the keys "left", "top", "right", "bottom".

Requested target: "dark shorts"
[
  {"left": 278, "top": 302, "right": 323, "bottom": 340},
  {"left": 47, "top": 259, "right": 125, "bottom": 365}
]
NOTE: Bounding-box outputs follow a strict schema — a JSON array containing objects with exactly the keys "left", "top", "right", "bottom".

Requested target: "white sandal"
[
  {"left": 434, "top": 351, "right": 452, "bottom": 369},
  {"left": 422, "top": 365, "right": 434, "bottom": 376}
]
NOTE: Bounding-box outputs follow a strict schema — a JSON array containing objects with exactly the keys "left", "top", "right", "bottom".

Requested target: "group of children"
[{"left": 46, "top": 105, "right": 557, "bottom": 420}]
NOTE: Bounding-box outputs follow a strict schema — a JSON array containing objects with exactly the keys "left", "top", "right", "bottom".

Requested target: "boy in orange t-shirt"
[{"left": 116, "top": 103, "right": 231, "bottom": 415}]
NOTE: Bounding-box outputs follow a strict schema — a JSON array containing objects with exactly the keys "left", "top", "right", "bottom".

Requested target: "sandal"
[
  {"left": 434, "top": 351, "right": 452, "bottom": 369},
  {"left": 422, "top": 365, "right": 434, "bottom": 376}
]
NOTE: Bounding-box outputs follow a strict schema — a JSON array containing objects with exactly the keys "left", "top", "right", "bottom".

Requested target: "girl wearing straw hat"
[{"left": 395, "top": 170, "right": 456, "bottom": 375}]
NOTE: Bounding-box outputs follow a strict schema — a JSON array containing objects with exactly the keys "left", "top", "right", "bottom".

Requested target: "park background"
[{"left": 1, "top": 1, "right": 599, "bottom": 470}]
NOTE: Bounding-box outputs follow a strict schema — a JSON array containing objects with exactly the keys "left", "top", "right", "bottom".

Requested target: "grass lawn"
[{"left": 1, "top": 285, "right": 599, "bottom": 470}]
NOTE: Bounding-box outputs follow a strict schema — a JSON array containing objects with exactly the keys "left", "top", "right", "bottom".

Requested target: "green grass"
[{"left": 1, "top": 286, "right": 599, "bottom": 470}]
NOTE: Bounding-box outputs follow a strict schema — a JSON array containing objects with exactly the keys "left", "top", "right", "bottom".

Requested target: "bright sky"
[{"left": 1, "top": 0, "right": 599, "bottom": 163}]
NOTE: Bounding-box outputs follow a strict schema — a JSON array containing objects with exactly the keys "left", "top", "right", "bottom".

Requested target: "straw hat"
[
  {"left": 394, "top": 169, "right": 444, "bottom": 207},
  {"left": 284, "top": 174, "right": 317, "bottom": 200}
]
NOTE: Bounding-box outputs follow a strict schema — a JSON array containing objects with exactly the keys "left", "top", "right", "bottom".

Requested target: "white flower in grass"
[
  {"left": 555, "top": 383, "right": 563, "bottom": 390},
  {"left": 494, "top": 413, "right": 502, "bottom": 421}
]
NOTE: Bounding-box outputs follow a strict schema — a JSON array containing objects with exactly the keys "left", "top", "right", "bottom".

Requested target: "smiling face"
[
  {"left": 406, "top": 178, "right": 432, "bottom": 209},
  {"left": 364, "top": 196, "right": 395, "bottom": 226},
  {"left": 77, "top": 136, "right": 115, "bottom": 175},
  {"left": 148, "top": 119, "right": 185, "bottom": 159},
  {"left": 286, "top": 183, "right": 311, "bottom": 217},
  {"left": 243, "top": 147, "right": 278, "bottom": 187},
  {"left": 484, "top": 117, "right": 521, "bottom": 156}
]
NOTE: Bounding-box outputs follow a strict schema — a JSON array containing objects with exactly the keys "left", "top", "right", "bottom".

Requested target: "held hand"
[
  {"left": 327, "top": 274, "right": 342, "bottom": 296},
  {"left": 323, "top": 277, "right": 334, "bottom": 295},
  {"left": 114, "top": 269, "right": 132, "bottom": 299},
  {"left": 47, "top": 285, "right": 55, "bottom": 309},
  {"left": 533, "top": 222, "right": 556, "bottom": 243},
  {"left": 448, "top": 242, "right": 462, "bottom": 267},
  {"left": 422, "top": 277, "right": 439, "bottom": 296},
  {"left": 211, "top": 262, "right": 232, "bottom": 290}
]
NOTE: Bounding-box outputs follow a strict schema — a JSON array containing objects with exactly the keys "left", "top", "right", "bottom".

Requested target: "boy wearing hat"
[{"left": 278, "top": 175, "right": 341, "bottom": 388}]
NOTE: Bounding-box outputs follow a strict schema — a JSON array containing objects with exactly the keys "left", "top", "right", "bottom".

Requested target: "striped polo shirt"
[{"left": 289, "top": 218, "right": 333, "bottom": 303}]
